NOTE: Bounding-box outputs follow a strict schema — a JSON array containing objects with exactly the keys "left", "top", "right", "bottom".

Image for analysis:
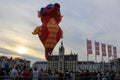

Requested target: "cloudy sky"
[{"left": 0, "top": 0, "right": 120, "bottom": 65}]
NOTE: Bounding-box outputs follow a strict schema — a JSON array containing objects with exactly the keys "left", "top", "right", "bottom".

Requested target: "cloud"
[{"left": 0, "top": 47, "right": 17, "bottom": 55}]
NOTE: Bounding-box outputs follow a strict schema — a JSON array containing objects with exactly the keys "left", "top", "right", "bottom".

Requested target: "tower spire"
[
  {"left": 59, "top": 41, "right": 64, "bottom": 71},
  {"left": 61, "top": 41, "right": 63, "bottom": 46}
]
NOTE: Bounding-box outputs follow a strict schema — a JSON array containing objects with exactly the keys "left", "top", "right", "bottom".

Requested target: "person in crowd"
[
  {"left": 102, "top": 73, "right": 107, "bottom": 80},
  {"left": 70, "top": 71, "right": 75, "bottom": 80},
  {"left": 84, "top": 70, "right": 90, "bottom": 80},
  {"left": 32, "top": 67, "right": 40, "bottom": 80},
  {"left": 115, "top": 72, "right": 120, "bottom": 80},
  {"left": 58, "top": 71, "right": 64, "bottom": 80},
  {"left": 42, "top": 70, "right": 49, "bottom": 80},
  {"left": 48, "top": 72, "right": 54, "bottom": 80},
  {"left": 64, "top": 70, "right": 71, "bottom": 80},
  {"left": 29, "top": 68, "right": 33, "bottom": 80},
  {"left": 10, "top": 66, "right": 19, "bottom": 80},
  {"left": 4, "top": 62, "right": 10, "bottom": 79},
  {"left": 0, "top": 68, "right": 5, "bottom": 80},
  {"left": 97, "top": 72, "right": 102, "bottom": 80},
  {"left": 109, "top": 71, "right": 115, "bottom": 80},
  {"left": 54, "top": 70, "right": 59, "bottom": 79},
  {"left": 22, "top": 68, "right": 30, "bottom": 80},
  {"left": 39, "top": 69, "right": 44, "bottom": 80},
  {"left": 4, "top": 63, "right": 9, "bottom": 72}
]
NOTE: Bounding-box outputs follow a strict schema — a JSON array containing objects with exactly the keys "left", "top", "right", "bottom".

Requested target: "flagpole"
[
  {"left": 102, "top": 55, "right": 104, "bottom": 71},
  {"left": 86, "top": 38, "right": 89, "bottom": 62},
  {"left": 95, "top": 41, "right": 97, "bottom": 63},
  {"left": 108, "top": 55, "right": 111, "bottom": 71},
  {"left": 108, "top": 45, "right": 111, "bottom": 62},
  {"left": 87, "top": 53, "right": 89, "bottom": 61},
  {"left": 108, "top": 55, "right": 110, "bottom": 62},
  {"left": 108, "top": 44, "right": 110, "bottom": 71},
  {"left": 94, "top": 41, "right": 96, "bottom": 63},
  {"left": 101, "top": 43, "right": 104, "bottom": 71},
  {"left": 95, "top": 53, "right": 97, "bottom": 63},
  {"left": 112, "top": 47, "right": 115, "bottom": 65},
  {"left": 113, "top": 46, "right": 116, "bottom": 72},
  {"left": 102, "top": 54, "right": 103, "bottom": 62}
]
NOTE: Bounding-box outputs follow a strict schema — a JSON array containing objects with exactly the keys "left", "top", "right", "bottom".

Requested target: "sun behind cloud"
[{"left": 16, "top": 46, "right": 27, "bottom": 54}]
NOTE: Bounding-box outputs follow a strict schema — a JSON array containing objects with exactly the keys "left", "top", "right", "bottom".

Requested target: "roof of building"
[
  {"left": 34, "top": 61, "right": 47, "bottom": 64},
  {"left": 48, "top": 54, "right": 78, "bottom": 61},
  {"left": 78, "top": 61, "right": 95, "bottom": 64}
]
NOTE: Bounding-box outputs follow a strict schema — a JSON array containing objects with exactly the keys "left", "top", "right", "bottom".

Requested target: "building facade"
[
  {"left": 0, "top": 56, "right": 30, "bottom": 69},
  {"left": 32, "top": 42, "right": 120, "bottom": 73},
  {"left": 48, "top": 41, "right": 78, "bottom": 72},
  {"left": 78, "top": 61, "right": 101, "bottom": 72},
  {"left": 32, "top": 61, "right": 47, "bottom": 70}
]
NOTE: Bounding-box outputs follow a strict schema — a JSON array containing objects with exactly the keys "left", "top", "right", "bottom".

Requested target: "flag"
[
  {"left": 95, "top": 41, "right": 100, "bottom": 55},
  {"left": 101, "top": 43, "right": 106, "bottom": 56},
  {"left": 87, "top": 39, "right": 92, "bottom": 54},
  {"left": 107, "top": 45, "right": 112, "bottom": 57},
  {"left": 113, "top": 46, "right": 117, "bottom": 58}
]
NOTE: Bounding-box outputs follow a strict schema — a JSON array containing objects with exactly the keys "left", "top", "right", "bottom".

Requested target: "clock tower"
[{"left": 59, "top": 41, "right": 64, "bottom": 71}]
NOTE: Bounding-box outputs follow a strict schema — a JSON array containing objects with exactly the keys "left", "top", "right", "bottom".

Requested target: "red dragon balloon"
[{"left": 32, "top": 3, "right": 63, "bottom": 60}]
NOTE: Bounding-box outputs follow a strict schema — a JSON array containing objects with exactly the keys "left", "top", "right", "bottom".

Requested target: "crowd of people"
[{"left": 0, "top": 63, "right": 120, "bottom": 80}]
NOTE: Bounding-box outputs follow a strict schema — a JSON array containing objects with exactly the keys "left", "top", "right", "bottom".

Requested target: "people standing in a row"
[{"left": 1, "top": 62, "right": 120, "bottom": 80}]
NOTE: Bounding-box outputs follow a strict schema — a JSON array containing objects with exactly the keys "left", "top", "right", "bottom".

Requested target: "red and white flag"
[
  {"left": 87, "top": 39, "right": 92, "bottom": 54},
  {"left": 113, "top": 46, "right": 117, "bottom": 58},
  {"left": 95, "top": 41, "right": 100, "bottom": 55},
  {"left": 101, "top": 43, "right": 106, "bottom": 56},
  {"left": 107, "top": 45, "right": 112, "bottom": 57}
]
